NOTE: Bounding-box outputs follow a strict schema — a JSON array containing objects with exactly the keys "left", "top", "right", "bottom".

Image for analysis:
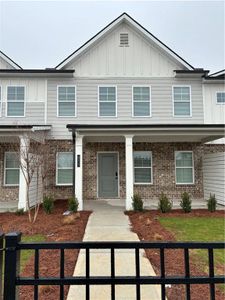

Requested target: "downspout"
[{"left": 72, "top": 130, "right": 76, "bottom": 197}]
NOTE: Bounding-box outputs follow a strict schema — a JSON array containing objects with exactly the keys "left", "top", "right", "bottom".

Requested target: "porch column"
[
  {"left": 75, "top": 135, "right": 83, "bottom": 210},
  {"left": 125, "top": 135, "right": 133, "bottom": 210},
  {"left": 18, "top": 135, "right": 30, "bottom": 210}
]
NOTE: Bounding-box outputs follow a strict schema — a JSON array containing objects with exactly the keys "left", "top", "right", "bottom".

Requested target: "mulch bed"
[
  {"left": 126, "top": 209, "right": 225, "bottom": 300},
  {"left": 0, "top": 200, "right": 91, "bottom": 300}
]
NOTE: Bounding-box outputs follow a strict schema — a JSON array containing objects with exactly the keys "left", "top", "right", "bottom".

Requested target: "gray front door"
[{"left": 98, "top": 153, "right": 118, "bottom": 198}]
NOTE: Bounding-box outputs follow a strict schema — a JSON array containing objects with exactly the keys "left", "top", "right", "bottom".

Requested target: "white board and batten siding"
[{"left": 203, "top": 152, "right": 225, "bottom": 205}]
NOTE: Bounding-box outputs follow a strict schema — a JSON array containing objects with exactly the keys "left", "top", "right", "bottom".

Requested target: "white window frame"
[
  {"left": 132, "top": 85, "right": 151, "bottom": 117},
  {"left": 175, "top": 151, "right": 194, "bottom": 185},
  {"left": 98, "top": 85, "right": 117, "bottom": 118},
  {"left": 172, "top": 85, "right": 192, "bottom": 117},
  {"left": 57, "top": 85, "right": 76, "bottom": 117},
  {"left": 216, "top": 91, "right": 225, "bottom": 105},
  {"left": 56, "top": 152, "right": 73, "bottom": 186},
  {"left": 6, "top": 85, "right": 26, "bottom": 117},
  {"left": 4, "top": 152, "right": 20, "bottom": 187},
  {"left": 133, "top": 151, "right": 153, "bottom": 185}
]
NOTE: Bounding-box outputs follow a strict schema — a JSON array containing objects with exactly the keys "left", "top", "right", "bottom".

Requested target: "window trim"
[
  {"left": 98, "top": 85, "right": 117, "bottom": 118},
  {"left": 6, "top": 85, "right": 26, "bottom": 118},
  {"left": 216, "top": 91, "right": 225, "bottom": 105},
  {"left": 57, "top": 85, "right": 77, "bottom": 118},
  {"left": 175, "top": 151, "right": 194, "bottom": 185},
  {"left": 172, "top": 85, "right": 192, "bottom": 118},
  {"left": 4, "top": 152, "right": 20, "bottom": 187},
  {"left": 133, "top": 151, "right": 153, "bottom": 185},
  {"left": 56, "top": 152, "right": 73, "bottom": 186},
  {"left": 132, "top": 85, "right": 151, "bottom": 118}
]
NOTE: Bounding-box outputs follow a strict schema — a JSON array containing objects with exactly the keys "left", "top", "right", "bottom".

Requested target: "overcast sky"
[{"left": 0, "top": 0, "right": 224, "bottom": 73}]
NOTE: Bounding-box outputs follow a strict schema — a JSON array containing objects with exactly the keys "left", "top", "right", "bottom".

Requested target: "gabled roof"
[
  {"left": 208, "top": 69, "right": 225, "bottom": 78},
  {"left": 56, "top": 12, "right": 195, "bottom": 70},
  {"left": 0, "top": 50, "right": 22, "bottom": 69}
]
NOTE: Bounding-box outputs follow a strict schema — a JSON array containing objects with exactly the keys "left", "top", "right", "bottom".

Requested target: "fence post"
[
  {"left": 0, "top": 232, "right": 4, "bottom": 300},
  {"left": 3, "top": 232, "right": 22, "bottom": 300}
]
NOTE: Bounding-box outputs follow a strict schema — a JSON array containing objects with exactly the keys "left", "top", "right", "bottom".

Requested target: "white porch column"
[
  {"left": 75, "top": 135, "right": 83, "bottom": 210},
  {"left": 125, "top": 135, "right": 133, "bottom": 210},
  {"left": 18, "top": 135, "right": 30, "bottom": 210}
]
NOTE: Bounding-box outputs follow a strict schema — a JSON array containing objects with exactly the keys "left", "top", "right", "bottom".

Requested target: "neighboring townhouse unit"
[{"left": 0, "top": 13, "right": 224, "bottom": 211}]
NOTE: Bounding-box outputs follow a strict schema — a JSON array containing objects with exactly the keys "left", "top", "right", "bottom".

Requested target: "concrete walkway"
[{"left": 67, "top": 200, "right": 161, "bottom": 300}]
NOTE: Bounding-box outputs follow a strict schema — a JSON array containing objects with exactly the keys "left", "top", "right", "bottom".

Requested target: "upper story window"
[
  {"left": 173, "top": 86, "right": 191, "bottom": 117},
  {"left": 7, "top": 86, "right": 25, "bottom": 117},
  {"left": 133, "top": 86, "right": 151, "bottom": 117},
  {"left": 56, "top": 152, "right": 73, "bottom": 185},
  {"left": 98, "top": 86, "right": 117, "bottom": 117},
  {"left": 4, "top": 152, "right": 20, "bottom": 186},
  {"left": 58, "top": 86, "right": 76, "bottom": 117},
  {"left": 134, "top": 151, "right": 153, "bottom": 184},
  {"left": 216, "top": 92, "right": 225, "bottom": 104},
  {"left": 175, "top": 151, "right": 194, "bottom": 184}
]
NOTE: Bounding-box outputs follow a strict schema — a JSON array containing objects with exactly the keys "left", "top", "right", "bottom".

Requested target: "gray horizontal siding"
[
  {"left": 47, "top": 77, "right": 204, "bottom": 139},
  {"left": 203, "top": 152, "right": 225, "bottom": 205},
  {"left": 0, "top": 102, "right": 45, "bottom": 124}
]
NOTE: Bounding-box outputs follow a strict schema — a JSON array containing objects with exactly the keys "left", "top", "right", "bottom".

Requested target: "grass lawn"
[
  {"left": 159, "top": 217, "right": 225, "bottom": 291},
  {"left": 20, "top": 235, "right": 45, "bottom": 271}
]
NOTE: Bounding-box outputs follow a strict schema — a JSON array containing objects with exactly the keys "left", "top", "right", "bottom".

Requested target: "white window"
[
  {"left": 133, "top": 86, "right": 151, "bottom": 117},
  {"left": 98, "top": 86, "right": 117, "bottom": 117},
  {"left": 216, "top": 92, "right": 225, "bottom": 104},
  {"left": 7, "top": 86, "right": 25, "bottom": 117},
  {"left": 175, "top": 151, "right": 194, "bottom": 184},
  {"left": 58, "top": 86, "right": 76, "bottom": 117},
  {"left": 134, "top": 151, "right": 152, "bottom": 184},
  {"left": 4, "top": 152, "right": 20, "bottom": 186},
  {"left": 173, "top": 86, "right": 191, "bottom": 116},
  {"left": 56, "top": 152, "right": 73, "bottom": 185}
]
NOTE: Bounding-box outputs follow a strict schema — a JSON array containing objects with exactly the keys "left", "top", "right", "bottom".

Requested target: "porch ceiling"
[{"left": 68, "top": 124, "right": 225, "bottom": 143}]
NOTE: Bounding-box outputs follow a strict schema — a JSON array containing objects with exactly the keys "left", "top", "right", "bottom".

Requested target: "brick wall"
[{"left": 83, "top": 142, "right": 204, "bottom": 201}]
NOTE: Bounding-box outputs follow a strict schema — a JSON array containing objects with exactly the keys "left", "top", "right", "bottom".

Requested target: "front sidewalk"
[{"left": 67, "top": 200, "right": 161, "bottom": 300}]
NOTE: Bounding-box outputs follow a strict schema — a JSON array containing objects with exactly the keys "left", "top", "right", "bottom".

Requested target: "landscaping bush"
[
  {"left": 132, "top": 194, "right": 144, "bottom": 211},
  {"left": 68, "top": 196, "right": 79, "bottom": 212},
  {"left": 15, "top": 208, "right": 25, "bottom": 215},
  {"left": 180, "top": 192, "right": 192, "bottom": 213},
  {"left": 158, "top": 193, "right": 172, "bottom": 213},
  {"left": 207, "top": 194, "right": 217, "bottom": 212},
  {"left": 43, "top": 196, "right": 54, "bottom": 214}
]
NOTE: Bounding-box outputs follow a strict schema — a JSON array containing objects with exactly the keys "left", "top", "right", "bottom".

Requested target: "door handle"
[{"left": 115, "top": 172, "right": 118, "bottom": 179}]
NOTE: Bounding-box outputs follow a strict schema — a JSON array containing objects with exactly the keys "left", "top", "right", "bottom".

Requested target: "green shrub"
[
  {"left": 158, "top": 193, "right": 173, "bottom": 213},
  {"left": 132, "top": 194, "right": 144, "bottom": 211},
  {"left": 207, "top": 194, "right": 217, "bottom": 212},
  {"left": 180, "top": 192, "right": 192, "bottom": 213},
  {"left": 15, "top": 208, "right": 25, "bottom": 215},
  {"left": 68, "top": 197, "right": 79, "bottom": 212},
  {"left": 43, "top": 196, "right": 54, "bottom": 214}
]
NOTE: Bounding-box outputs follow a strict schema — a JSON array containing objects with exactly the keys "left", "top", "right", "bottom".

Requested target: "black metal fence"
[{"left": 0, "top": 232, "right": 224, "bottom": 300}]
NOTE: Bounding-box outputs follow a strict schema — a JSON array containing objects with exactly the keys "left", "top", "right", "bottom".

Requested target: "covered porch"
[{"left": 67, "top": 124, "right": 225, "bottom": 210}]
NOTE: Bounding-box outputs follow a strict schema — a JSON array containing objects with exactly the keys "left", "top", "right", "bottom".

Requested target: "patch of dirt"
[
  {"left": 0, "top": 200, "right": 91, "bottom": 300},
  {"left": 126, "top": 210, "right": 225, "bottom": 300}
]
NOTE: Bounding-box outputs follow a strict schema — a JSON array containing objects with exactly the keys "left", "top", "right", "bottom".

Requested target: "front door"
[{"left": 98, "top": 153, "right": 118, "bottom": 198}]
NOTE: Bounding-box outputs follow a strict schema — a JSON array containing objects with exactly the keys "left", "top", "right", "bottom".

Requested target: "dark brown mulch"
[
  {"left": 0, "top": 200, "right": 91, "bottom": 300},
  {"left": 126, "top": 210, "right": 225, "bottom": 300}
]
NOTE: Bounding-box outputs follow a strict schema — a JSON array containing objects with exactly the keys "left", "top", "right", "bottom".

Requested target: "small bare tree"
[{"left": 18, "top": 132, "right": 53, "bottom": 223}]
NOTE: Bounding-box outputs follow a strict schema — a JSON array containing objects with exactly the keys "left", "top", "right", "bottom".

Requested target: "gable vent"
[{"left": 120, "top": 33, "right": 129, "bottom": 47}]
